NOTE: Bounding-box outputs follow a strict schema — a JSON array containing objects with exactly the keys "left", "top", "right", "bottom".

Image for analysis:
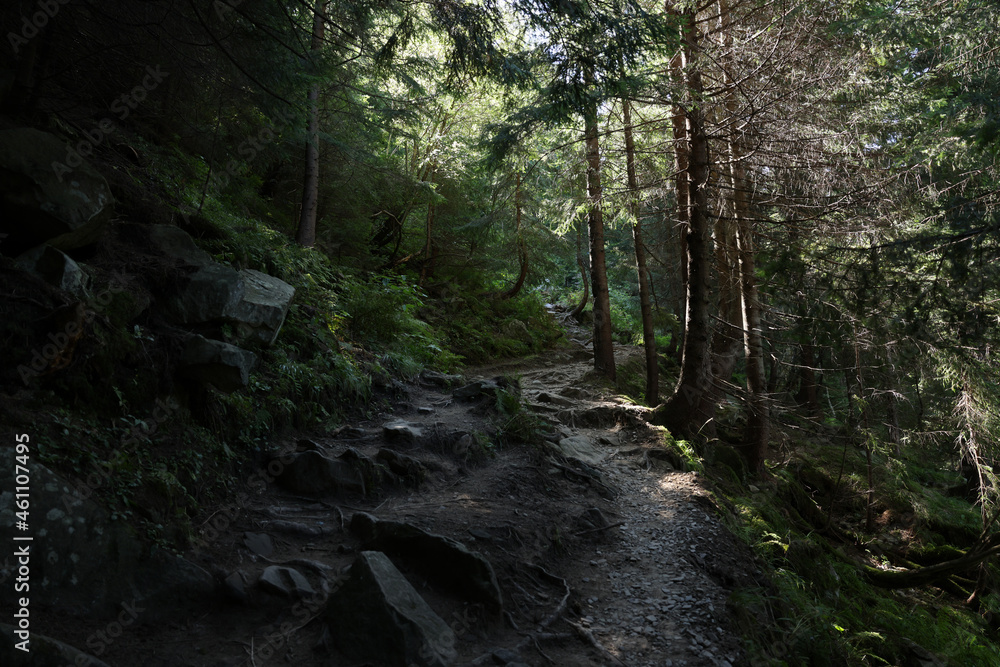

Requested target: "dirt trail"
[{"left": 96, "top": 316, "right": 757, "bottom": 667}]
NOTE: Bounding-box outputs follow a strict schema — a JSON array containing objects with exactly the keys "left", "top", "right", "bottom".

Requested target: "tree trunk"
[
  {"left": 716, "top": 0, "right": 769, "bottom": 473},
  {"left": 502, "top": 172, "right": 529, "bottom": 300},
  {"left": 295, "top": 0, "right": 327, "bottom": 247},
  {"left": 795, "top": 343, "right": 821, "bottom": 418},
  {"left": 651, "top": 11, "right": 713, "bottom": 436},
  {"left": 419, "top": 168, "right": 436, "bottom": 286},
  {"left": 570, "top": 217, "right": 590, "bottom": 319},
  {"left": 584, "top": 74, "right": 616, "bottom": 381},
  {"left": 698, "top": 200, "right": 740, "bottom": 432},
  {"left": 670, "top": 61, "right": 689, "bottom": 366},
  {"left": 736, "top": 207, "right": 769, "bottom": 475},
  {"left": 623, "top": 99, "right": 658, "bottom": 405}
]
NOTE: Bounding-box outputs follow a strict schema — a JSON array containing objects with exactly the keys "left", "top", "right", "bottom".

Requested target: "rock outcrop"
[
  {"left": 326, "top": 551, "right": 457, "bottom": 667},
  {"left": 350, "top": 512, "right": 503, "bottom": 611},
  {"left": 0, "top": 462, "right": 214, "bottom": 621},
  {"left": 179, "top": 334, "right": 257, "bottom": 392},
  {"left": 0, "top": 127, "right": 114, "bottom": 254},
  {"left": 15, "top": 244, "right": 88, "bottom": 296}
]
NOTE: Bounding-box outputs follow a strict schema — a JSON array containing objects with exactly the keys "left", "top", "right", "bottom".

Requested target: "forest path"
[
  {"left": 468, "top": 312, "right": 753, "bottom": 667},
  {"left": 112, "top": 312, "right": 755, "bottom": 667}
]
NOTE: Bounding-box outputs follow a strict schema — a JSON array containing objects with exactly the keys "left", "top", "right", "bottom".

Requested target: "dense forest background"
[{"left": 3, "top": 0, "right": 1000, "bottom": 664}]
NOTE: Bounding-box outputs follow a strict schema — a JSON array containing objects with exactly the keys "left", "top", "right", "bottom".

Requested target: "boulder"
[
  {"left": 383, "top": 420, "right": 424, "bottom": 447},
  {"left": 258, "top": 565, "right": 315, "bottom": 599},
  {"left": 0, "top": 623, "right": 111, "bottom": 667},
  {"left": 131, "top": 224, "right": 294, "bottom": 344},
  {"left": 551, "top": 435, "right": 607, "bottom": 466},
  {"left": 452, "top": 380, "right": 501, "bottom": 400},
  {"left": 141, "top": 223, "right": 245, "bottom": 324},
  {"left": 0, "top": 462, "right": 213, "bottom": 621},
  {"left": 326, "top": 551, "right": 456, "bottom": 667},
  {"left": 221, "top": 571, "right": 250, "bottom": 604},
  {"left": 174, "top": 262, "right": 247, "bottom": 325},
  {"left": 243, "top": 531, "right": 275, "bottom": 558},
  {"left": 376, "top": 448, "right": 427, "bottom": 487},
  {"left": 178, "top": 334, "right": 256, "bottom": 392},
  {"left": 534, "top": 391, "right": 574, "bottom": 407},
  {"left": 350, "top": 512, "right": 503, "bottom": 611},
  {"left": 0, "top": 128, "right": 113, "bottom": 254},
  {"left": 15, "top": 244, "right": 88, "bottom": 296},
  {"left": 144, "top": 222, "right": 216, "bottom": 266},
  {"left": 273, "top": 449, "right": 368, "bottom": 496},
  {"left": 229, "top": 268, "right": 295, "bottom": 346}
]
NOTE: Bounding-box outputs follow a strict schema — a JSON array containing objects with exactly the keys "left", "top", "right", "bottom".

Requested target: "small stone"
[
  {"left": 221, "top": 571, "right": 248, "bottom": 603},
  {"left": 491, "top": 648, "right": 521, "bottom": 663},
  {"left": 383, "top": 420, "right": 423, "bottom": 446},
  {"left": 258, "top": 565, "right": 315, "bottom": 599},
  {"left": 242, "top": 532, "right": 274, "bottom": 558}
]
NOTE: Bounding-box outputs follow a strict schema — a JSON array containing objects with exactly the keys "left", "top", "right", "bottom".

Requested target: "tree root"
[
  {"left": 468, "top": 563, "right": 571, "bottom": 665},
  {"left": 566, "top": 620, "right": 627, "bottom": 666}
]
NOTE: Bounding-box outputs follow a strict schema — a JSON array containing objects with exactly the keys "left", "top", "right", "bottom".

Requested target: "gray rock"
[
  {"left": 258, "top": 565, "right": 315, "bottom": 599},
  {"left": 174, "top": 262, "right": 246, "bottom": 325},
  {"left": 15, "top": 244, "right": 88, "bottom": 296},
  {"left": 0, "top": 623, "right": 111, "bottom": 667},
  {"left": 129, "top": 551, "right": 216, "bottom": 619},
  {"left": 229, "top": 268, "right": 295, "bottom": 346},
  {"left": 273, "top": 449, "right": 368, "bottom": 496},
  {"left": 376, "top": 448, "right": 427, "bottom": 486},
  {"left": 179, "top": 334, "right": 257, "bottom": 392},
  {"left": 453, "top": 380, "right": 501, "bottom": 400},
  {"left": 141, "top": 223, "right": 245, "bottom": 324},
  {"left": 535, "top": 391, "right": 574, "bottom": 406},
  {"left": 0, "top": 127, "right": 113, "bottom": 253},
  {"left": 350, "top": 512, "right": 503, "bottom": 611},
  {"left": 326, "top": 551, "right": 456, "bottom": 667},
  {"left": 383, "top": 420, "right": 424, "bottom": 446},
  {"left": 221, "top": 571, "right": 249, "bottom": 604},
  {"left": 142, "top": 225, "right": 293, "bottom": 345},
  {"left": 242, "top": 532, "right": 274, "bottom": 557},
  {"left": 491, "top": 648, "right": 522, "bottom": 664},
  {"left": 559, "top": 386, "right": 587, "bottom": 399},
  {"left": 552, "top": 435, "right": 607, "bottom": 465},
  {"left": 0, "top": 462, "right": 213, "bottom": 620},
  {"left": 143, "top": 221, "right": 216, "bottom": 266}
]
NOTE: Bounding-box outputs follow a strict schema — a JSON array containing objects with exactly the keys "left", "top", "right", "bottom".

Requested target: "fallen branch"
[{"left": 864, "top": 534, "right": 1000, "bottom": 589}]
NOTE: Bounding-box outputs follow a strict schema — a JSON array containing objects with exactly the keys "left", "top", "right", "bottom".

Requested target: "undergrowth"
[{"left": 713, "top": 428, "right": 1000, "bottom": 666}]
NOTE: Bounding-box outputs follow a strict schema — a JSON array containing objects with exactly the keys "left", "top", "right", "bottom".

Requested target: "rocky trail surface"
[{"left": 16, "top": 314, "right": 761, "bottom": 667}]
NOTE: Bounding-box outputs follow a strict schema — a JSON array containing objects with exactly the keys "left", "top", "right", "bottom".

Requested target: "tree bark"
[
  {"left": 584, "top": 74, "right": 616, "bottom": 381},
  {"left": 419, "top": 168, "right": 436, "bottom": 286},
  {"left": 651, "top": 10, "right": 713, "bottom": 436},
  {"left": 795, "top": 343, "right": 821, "bottom": 417},
  {"left": 502, "top": 172, "right": 529, "bottom": 299},
  {"left": 670, "top": 60, "right": 689, "bottom": 366},
  {"left": 570, "top": 217, "right": 590, "bottom": 319},
  {"left": 736, "top": 204, "right": 769, "bottom": 474},
  {"left": 295, "top": 0, "right": 327, "bottom": 247},
  {"left": 623, "top": 99, "right": 658, "bottom": 405}
]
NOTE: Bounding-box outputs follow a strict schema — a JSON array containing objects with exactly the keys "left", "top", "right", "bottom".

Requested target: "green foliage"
[
  {"left": 424, "top": 290, "right": 564, "bottom": 365},
  {"left": 720, "top": 433, "right": 1000, "bottom": 666},
  {"left": 492, "top": 379, "right": 546, "bottom": 448}
]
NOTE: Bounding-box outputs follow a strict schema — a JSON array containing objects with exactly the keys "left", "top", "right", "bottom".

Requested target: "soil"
[{"left": 53, "top": 313, "right": 763, "bottom": 667}]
